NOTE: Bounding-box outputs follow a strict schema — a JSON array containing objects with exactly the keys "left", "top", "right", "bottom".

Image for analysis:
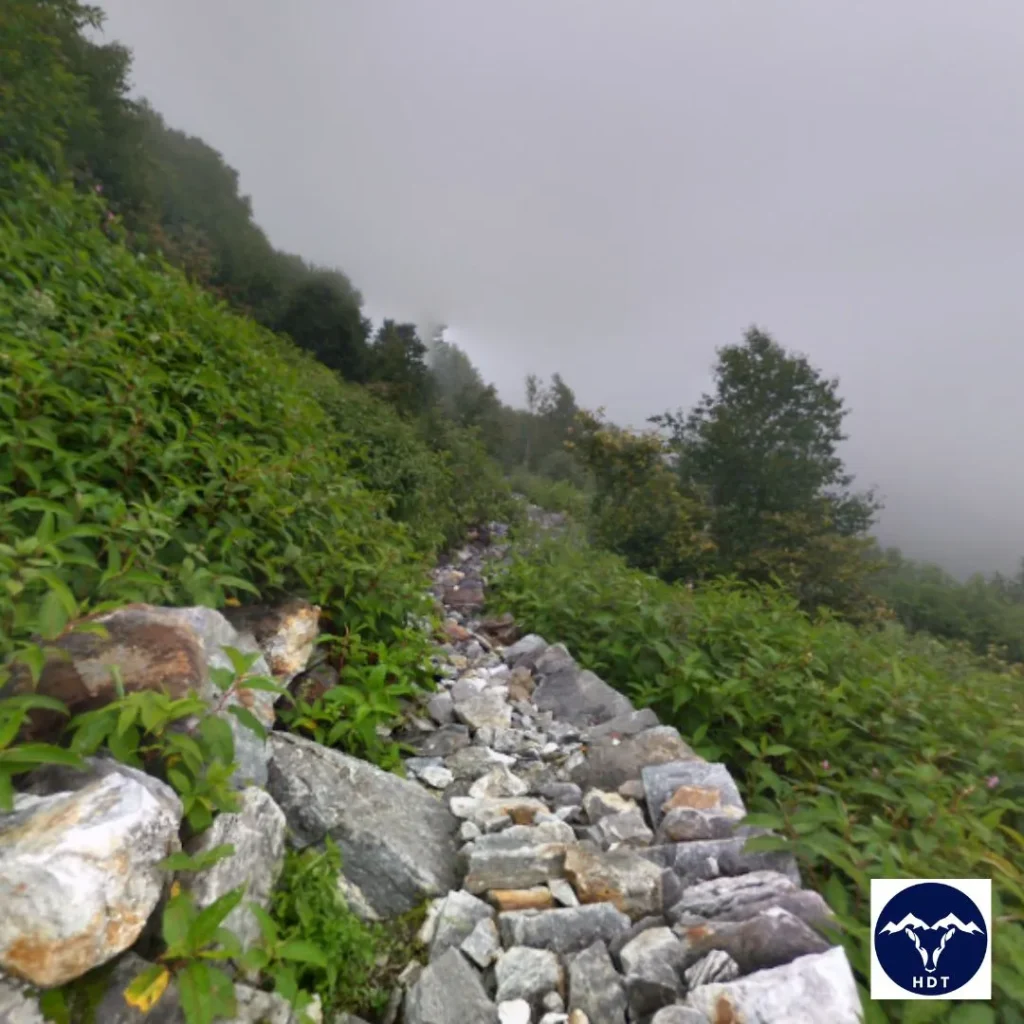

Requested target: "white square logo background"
[{"left": 870, "top": 878, "right": 992, "bottom": 1000}]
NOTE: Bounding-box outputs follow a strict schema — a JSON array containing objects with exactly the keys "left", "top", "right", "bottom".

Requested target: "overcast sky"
[{"left": 96, "top": 0, "right": 1024, "bottom": 576}]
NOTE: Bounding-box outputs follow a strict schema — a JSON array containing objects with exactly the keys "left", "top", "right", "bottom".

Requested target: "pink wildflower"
[
  {"left": 821, "top": 760, "right": 830, "bottom": 770},
  {"left": 986, "top": 775, "right": 999, "bottom": 789}
]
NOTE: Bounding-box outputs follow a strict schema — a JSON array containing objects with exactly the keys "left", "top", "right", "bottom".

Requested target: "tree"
[
  {"left": 275, "top": 271, "right": 370, "bottom": 381},
  {"left": 655, "top": 326, "right": 880, "bottom": 568},
  {"left": 367, "top": 320, "right": 433, "bottom": 414}
]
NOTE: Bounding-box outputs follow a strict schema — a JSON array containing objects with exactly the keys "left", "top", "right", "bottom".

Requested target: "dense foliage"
[{"left": 489, "top": 537, "right": 1024, "bottom": 1021}]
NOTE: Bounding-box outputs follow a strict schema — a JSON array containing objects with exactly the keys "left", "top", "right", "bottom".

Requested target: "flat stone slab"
[
  {"left": 498, "top": 904, "right": 632, "bottom": 955},
  {"left": 268, "top": 733, "right": 459, "bottom": 918},
  {"left": 641, "top": 836, "right": 801, "bottom": 888}
]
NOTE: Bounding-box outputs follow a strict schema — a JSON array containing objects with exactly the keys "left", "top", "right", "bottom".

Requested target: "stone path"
[{"left": 384, "top": 514, "right": 864, "bottom": 1023}]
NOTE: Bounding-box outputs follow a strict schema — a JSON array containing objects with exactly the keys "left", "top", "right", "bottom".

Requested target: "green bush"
[
  {"left": 506, "top": 467, "right": 591, "bottom": 520},
  {"left": 269, "top": 839, "right": 424, "bottom": 1019},
  {"left": 0, "top": 165, "right": 439, "bottom": 763},
  {"left": 489, "top": 537, "right": 1024, "bottom": 1021}
]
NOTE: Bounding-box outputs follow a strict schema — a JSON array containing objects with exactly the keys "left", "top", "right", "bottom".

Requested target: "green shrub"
[
  {"left": 0, "top": 165, "right": 432, "bottom": 660},
  {"left": 506, "top": 467, "right": 591, "bottom": 520},
  {"left": 489, "top": 537, "right": 1024, "bottom": 1021},
  {"left": 269, "top": 839, "right": 424, "bottom": 1019}
]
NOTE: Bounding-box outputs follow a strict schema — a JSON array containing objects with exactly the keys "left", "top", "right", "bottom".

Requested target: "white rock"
[
  {"left": 498, "top": 999, "right": 532, "bottom": 1024},
  {"left": 470, "top": 766, "right": 530, "bottom": 800},
  {"left": 0, "top": 768, "right": 182, "bottom": 986},
  {"left": 421, "top": 765, "right": 456, "bottom": 789},
  {"left": 683, "top": 947, "right": 861, "bottom": 1023}
]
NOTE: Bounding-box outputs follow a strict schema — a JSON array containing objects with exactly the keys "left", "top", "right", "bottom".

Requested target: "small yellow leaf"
[
  {"left": 224, "top": 597, "right": 241, "bottom": 607},
  {"left": 123, "top": 965, "right": 170, "bottom": 1013},
  {"left": 170, "top": 881, "right": 182, "bottom": 898}
]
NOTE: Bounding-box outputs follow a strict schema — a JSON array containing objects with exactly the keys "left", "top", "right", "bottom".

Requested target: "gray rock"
[
  {"left": 456, "top": 691, "right": 513, "bottom": 731},
  {"left": 0, "top": 975, "right": 45, "bottom": 1024},
  {"left": 421, "top": 766, "right": 455, "bottom": 790},
  {"left": 538, "top": 783, "right": 583, "bottom": 808},
  {"left": 650, "top": 1009, "right": 705, "bottom": 1024},
  {"left": 642, "top": 762, "right": 744, "bottom": 828},
  {"left": 684, "top": 949, "right": 740, "bottom": 988},
  {"left": 641, "top": 836, "right": 801, "bottom": 888},
  {"left": 549, "top": 878, "right": 580, "bottom": 907},
  {"left": 504, "top": 635, "right": 549, "bottom": 667},
  {"left": 498, "top": 904, "right": 631, "bottom": 955},
  {"left": 495, "top": 946, "right": 563, "bottom": 1011},
  {"left": 431, "top": 891, "right": 495, "bottom": 961},
  {"left": 582, "top": 790, "right": 636, "bottom": 824},
  {"left": 462, "top": 917, "right": 502, "bottom": 968},
  {"left": 677, "top": 907, "right": 831, "bottom": 974},
  {"left": 656, "top": 805, "right": 744, "bottom": 843},
  {"left": 667, "top": 870, "right": 797, "bottom": 920},
  {"left": 567, "top": 942, "right": 626, "bottom": 1024},
  {"left": 497, "top": 1000, "right": 531, "bottom": 1024},
  {"left": 532, "top": 653, "right": 633, "bottom": 728},
  {"left": 428, "top": 693, "right": 456, "bottom": 725},
  {"left": 460, "top": 820, "right": 484, "bottom": 842},
  {"left": 405, "top": 947, "right": 498, "bottom": 1024},
  {"left": 571, "top": 728, "right": 699, "bottom": 793},
  {"left": 0, "top": 768, "right": 182, "bottom": 987},
  {"left": 683, "top": 946, "right": 861, "bottom": 1023},
  {"left": 607, "top": 915, "right": 668, "bottom": 964},
  {"left": 597, "top": 808, "right": 653, "bottom": 849},
  {"left": 464, "top": 825, "right": 571, "bottom": 893},
  {"left": 418, "top": 725, "right": 472, "bottom": 758},
  {"left": 543, "top": 991, "right": 565, "bottom": 1013},
  {"left": 446, "top": 746, "right": 516, "bottom": 780},
  {"left": 700, "top": 886, "right": 835, "bottom": 932},
  {"left": 268, "top": 733, "right": 459, "bottom": 918},
  {"left": 178, "top": 787, "right": 286, "bottom": 951},
  {"left": 617, "top": 927, "right": 686, "bottom": 976},
  {"left": 563, "top": 846, "right": 663, "bottom": 921},
  {"left": 452, "top": 675, "right": 489, "bottom": 703},
  {"left": 582, "top": 708, "right": 660, "bottom": 741},
  {"left": 90, "top": 953, "right": 184, "bottom": 1023},
  {"left": 624, "top": 956, "right": 680, "bottom": 1019},
  {"left": 470, "top": 766, "right": 530, "bottom": 799},
  {"left": 452, "top": 797, "right": 551, "bottom": 833}
]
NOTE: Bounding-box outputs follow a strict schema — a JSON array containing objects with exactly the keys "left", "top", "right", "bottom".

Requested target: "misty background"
[{"left": 94, "top": 0, "right": 1024, "bottom": 577}]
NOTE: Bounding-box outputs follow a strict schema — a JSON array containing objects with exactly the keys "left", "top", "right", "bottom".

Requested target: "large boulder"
[
  {"left": 683, "top": 946, "right": 862, "bottom": 1022},
  {"left": 0, "top": 766, "right": 182, "bottom": 986},
  {"left": 221, "top": 599, "right": 320, "bottom": 682},
  {"left": 531, "top": 647, "right": 634, "bottom": 727},
  {"left": 267, "top": 733, "right": 459, "bottom": 918},
  {"left": 3, "top": 604, "right": 287, "bottom": 788},
  {"left": 177, "top": 788, "right": 286, "bottom": 951}
]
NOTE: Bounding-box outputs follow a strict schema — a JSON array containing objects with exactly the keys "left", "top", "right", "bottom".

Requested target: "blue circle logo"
[{"left": 874, "top": 882, "right": 988, "bottom": 996}]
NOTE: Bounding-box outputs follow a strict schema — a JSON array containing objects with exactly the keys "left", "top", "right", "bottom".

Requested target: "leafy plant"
[
  {"left": 268, "top": 838, "right": 424, "bottom": 1019},
  {"left": 490, "top": 536, "right": 1024, "bottom": 1021}
]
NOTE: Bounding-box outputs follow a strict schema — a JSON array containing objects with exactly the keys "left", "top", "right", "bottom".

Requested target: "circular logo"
[{"left": 874, "top": 882, "right": 988, "bottom": 996}]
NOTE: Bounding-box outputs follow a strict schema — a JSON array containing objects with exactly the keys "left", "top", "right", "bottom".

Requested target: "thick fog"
[{"left": 96, "top": 0, "right": 1024, "bottom": 577}]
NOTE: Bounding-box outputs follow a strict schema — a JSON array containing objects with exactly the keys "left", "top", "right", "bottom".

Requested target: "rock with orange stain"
[
  {"left": 222, "top": 599, "right": 320, "bottom": 681},
  {"left": 489, "top": 887, "right": 556, "bottom": 912},
  {"left": 564, "top": 847, "right": 663, "bottom": 922},
  {"left": 0, "top": 766, "right": 182, "bottom": 987}
]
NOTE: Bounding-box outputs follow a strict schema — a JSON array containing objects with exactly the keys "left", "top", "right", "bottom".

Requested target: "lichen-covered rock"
[
  {"left": 564, "top": 847, "right": 663, "bottom": 921},
  {"left": 682, "top": 946, "right": 861, "bottom": 1022},
  {"left": 178, "top": 788, "right": 286, "bottom": 951},
  {"left": 567, "top": 941, "right": 626, "bottom": 1024},
  {"left": 267, "top": 733, "right": 459, "bottom": 918},
  {"left": 404, "top": 947, "right": 497, "bottom": 1024},
  {"left": 0, "top": 767, "right": 182, "bottom": 986},
  {"left": 498, "top": 904, "right": 631, "bottom": 955}
]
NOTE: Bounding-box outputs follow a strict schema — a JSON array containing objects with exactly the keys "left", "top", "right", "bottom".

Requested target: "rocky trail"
[{"left": 0, "top": 508, "right": 863, "bottom": 1023}]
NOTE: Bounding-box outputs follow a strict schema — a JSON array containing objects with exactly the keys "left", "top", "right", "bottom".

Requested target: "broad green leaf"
[
  {"left": 158, "top": 844, "right": 236, "bottom": 873},
  {"left": 188, "top": 886, "right": 246, "bottom": 949},
  {"left": 277, "top": 939, "right": 328, "bottom": 967},
  {"left": 226, "top": 704, "right": 267, "bottom": 740},
  {"left": 0, "top": 743, "right": 84, "bottom": 767}
]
